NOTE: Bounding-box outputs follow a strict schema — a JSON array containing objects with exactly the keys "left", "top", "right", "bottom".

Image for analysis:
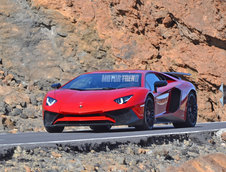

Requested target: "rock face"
[{"left": 0, "top": 0, "right": 225, "bottom": 131}]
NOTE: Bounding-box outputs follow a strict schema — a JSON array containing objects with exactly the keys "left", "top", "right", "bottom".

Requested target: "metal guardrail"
[{"left": 219, "top": 83, "right": 226, "bottom": 105}]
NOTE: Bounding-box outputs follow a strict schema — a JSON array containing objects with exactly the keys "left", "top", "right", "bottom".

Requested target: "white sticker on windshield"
[{"left": 102, "top": 74, "right": 139, "bottom": 82}]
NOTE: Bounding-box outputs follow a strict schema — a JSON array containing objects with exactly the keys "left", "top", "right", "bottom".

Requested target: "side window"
[
  {"left": 145, "top": 73, "right": 160, "bottom": 91},
  {"left": 156, "top": 74, "right": 166, "bottom": 80}
]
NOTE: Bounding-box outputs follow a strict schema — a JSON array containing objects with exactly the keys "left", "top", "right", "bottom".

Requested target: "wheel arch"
[
  {"left": 146, "top": 93, "right": 154, "bottom": 101},
  {"left": 189, "top": 89, "right": 197, "bottom": 99}
]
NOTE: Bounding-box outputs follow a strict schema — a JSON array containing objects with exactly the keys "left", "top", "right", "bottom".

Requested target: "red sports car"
[{"left": 42, "top": 70, "right": 197, "bottom": 133}]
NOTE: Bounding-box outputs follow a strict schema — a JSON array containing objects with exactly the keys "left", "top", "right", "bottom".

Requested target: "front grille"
[
  {"left": 57, "top": 114, "right": 102, "bottom": 119},
  {"left": 55, "top": 120, "right": 114, "bottom": 126}
]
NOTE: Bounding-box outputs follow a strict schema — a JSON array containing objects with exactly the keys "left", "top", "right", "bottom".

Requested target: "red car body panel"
[{"left": 42, "top": 70, "right": 196, "bottom": 127}]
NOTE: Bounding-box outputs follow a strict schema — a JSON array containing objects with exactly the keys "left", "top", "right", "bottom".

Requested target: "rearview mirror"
[
  {"left": 154, "top": 81, "right": 167, "bottom": 92},
  {"left": 51, "top": 83, "right": 61, "bottom": 89}
]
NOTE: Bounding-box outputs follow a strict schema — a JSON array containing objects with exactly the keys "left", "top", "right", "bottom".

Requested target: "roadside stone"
[
  {"left": 0, "top": 101, "right": 6, "bottom": 115},
  {"left": 221, "top": 132, "right": 226, "bottom": 142},
  {"left": 2, "top": 117, "right": 15, "bottom": 130},
  {"left": 172, "top": 154, "right": 181, "bottom": 161},
  {"left": 2, "top": 73, "right": 14, "bottom": 84},
  {"left": 166, "top": 153, "right": 226, "bottom": 172},
  {"left": 10, "top": 108, "right": 22, "bottom": 116},
  {"left": 23, "top": 107, "right": 36, "bottom": 119},
  {"left": 183, "top": 140, "right": 190, "bottom": 146},
  {"left": 216, "top": 129, "right": 226, "bottom": 141},
  {"left": 20, "top": 113, "right": 28, "bottom": 119},
  {"left": 0, "top": 116, "right": 4, "bottom": 131},
  {"left": 0, "top": 70, "right": 4, "bottom": 79},
  {"left": 51, "top": 151, "right": 62, "bottom": 158},
  {"left": 24, "top": 165, "right": 31, "bottom": 172},
  {"left": 9, "top": 129, "right": 18, "bottom": 134},
  {"left": 135, "top": 148, "right": 149, "bottom": 154},
  {"left": 30, "top": 94, "right": 38, "bottom": 106},
  {"left": 163, "top": 14, "right": 174, "bottom": 28},
  {"left": 125, "top": 146, "right": 133, "bottom": 154},
  {"left": 116, "top": 156, "right": 124, "bottom": 165},
  {"left": 4, "top": 92, "right": 30, "bottom": 107},
  {"left": 20, "top": 101, "right": 27, "bottom": 108}
]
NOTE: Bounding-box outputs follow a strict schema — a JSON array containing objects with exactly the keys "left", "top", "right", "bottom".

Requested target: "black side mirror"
[
  {"left": 51, "top": 83, "right": 61, "bottom": 89},
  {"left": 154, "top": 81, "right": 167, "bottom": 92}
]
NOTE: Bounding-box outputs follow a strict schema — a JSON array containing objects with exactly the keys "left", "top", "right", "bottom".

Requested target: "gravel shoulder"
[{"left": 0, "top": 130, "right": 226, "bottom": 172}]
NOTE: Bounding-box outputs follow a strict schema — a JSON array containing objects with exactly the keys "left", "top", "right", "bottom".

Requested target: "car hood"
[{"left": 52, "top": 88, "right": 138, "bottom": 114}]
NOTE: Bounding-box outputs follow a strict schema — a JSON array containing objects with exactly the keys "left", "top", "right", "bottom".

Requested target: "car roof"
[{"left": 84, "top": 70, "right": 156, "bottom": 75}]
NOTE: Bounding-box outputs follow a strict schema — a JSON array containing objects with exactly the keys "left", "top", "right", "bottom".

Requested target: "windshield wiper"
[
  {"left": 69, "top": 87, "right": 126, "bottom": 91},
  {"left": 100, "top": 87, "right": 117, "bottom": 90},
  {"left": 69, "top": 88, "right": 86, "bottom": 91},
  {"left": 82, "top": 87, "right": 117, "bottom": 90}
]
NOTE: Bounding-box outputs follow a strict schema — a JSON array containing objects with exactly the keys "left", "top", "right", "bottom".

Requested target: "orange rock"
[
  {"left": 221, "top": 132, "right": 226, "bottom": 142},
  {"left": 3, "top": 117, "right": 15, "bottom": 130},
  {"left": 51, "top": 151, "right": 62, "bottom": 158},
  {"left": 0, "top": 86, "right": 13, "bottom": 96},
  {"left": 4, "top": 92, "right": 30, "bottom": 106},
  {"left": 167, "top": 153, "right": 226, "bottom": 172},
  {"left": 24, "top": 165, "right": 31, "bottom": 172},
  {"left": 0, "top": 70, "right": 4, "bottom": 79},
  {"left": 2, "top": 73, "right": 13, "bottom": 84},
  {"left": 153, "top": 0, "right": 226, "bottom": 40},
  {"left": 9, "top": 129, "right": 18, "bottom": 134}
]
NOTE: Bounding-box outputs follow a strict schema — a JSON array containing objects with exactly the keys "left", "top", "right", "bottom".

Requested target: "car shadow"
[{"left": 62, "top": 124, "right": 200, "bottom": 133}]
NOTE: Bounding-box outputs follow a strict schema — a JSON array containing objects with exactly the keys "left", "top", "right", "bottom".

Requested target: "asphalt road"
[{"left": 0, "top": 122, "right": 226, "bottom": 148}]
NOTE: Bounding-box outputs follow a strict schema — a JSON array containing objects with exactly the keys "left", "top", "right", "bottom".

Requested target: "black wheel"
[
  {"left": 45, "top": 126, "right": 64, "bottom": 133},
  {"left": 90, "top": 125, "right": 111, "bottom": 132},
  {"left": 173, "top": 92, "right": 197, "bottom": 128},
  {"left": 135, "top": 97, "right": 155, "bottom": 130}
]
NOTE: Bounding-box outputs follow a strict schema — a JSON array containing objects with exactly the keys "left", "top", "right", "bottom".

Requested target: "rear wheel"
[
  {"left": 135, "top": 97, "right": 155, "bottom": 130},
  {"left": 45, "top": 126, "right": 64, "bottom": 133},
  {"left": 90, "top": 125, "right": 111, "bottom": 132},
  {"left": 173, "top": 92, "right": 197, "bottom": 128}
]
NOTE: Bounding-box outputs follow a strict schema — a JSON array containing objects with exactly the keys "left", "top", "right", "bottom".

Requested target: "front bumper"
[{"left": 44, "top": 108, "right": 141, "bottom": 127}]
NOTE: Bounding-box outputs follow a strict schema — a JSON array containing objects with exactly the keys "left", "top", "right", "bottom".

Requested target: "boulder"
[{"left": 167, "top": 153, "right": 226, "bottom": 172}]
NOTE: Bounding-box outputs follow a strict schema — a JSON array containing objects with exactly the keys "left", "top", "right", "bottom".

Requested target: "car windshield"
[{"left": 62, "top": 73, "right": 142, "bottom": 90}]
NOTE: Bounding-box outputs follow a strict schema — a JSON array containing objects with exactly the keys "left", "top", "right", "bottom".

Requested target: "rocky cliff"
[{"left": 0, "top": 0, "right": 225, "bottom": 132}]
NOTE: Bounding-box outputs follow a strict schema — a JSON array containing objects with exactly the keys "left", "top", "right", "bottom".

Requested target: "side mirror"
[
  {"left": 51, "top": 83, "right": 61, "bottom": 89},
  {"left": 154, "top": 81, "right": 167, "bottom": 92}
]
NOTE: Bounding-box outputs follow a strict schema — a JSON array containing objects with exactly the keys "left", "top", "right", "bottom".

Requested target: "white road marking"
[
  {"left": 0, "top": 128, "right": 225, "bottom": 147},
  {"left": 197, "top": 121, "right": 226, "bottom": 124}
]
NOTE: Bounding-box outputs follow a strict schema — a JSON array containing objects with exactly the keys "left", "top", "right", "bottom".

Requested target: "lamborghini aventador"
[{"left": 42, "top": 70, "right": 197, "bottom": 133}]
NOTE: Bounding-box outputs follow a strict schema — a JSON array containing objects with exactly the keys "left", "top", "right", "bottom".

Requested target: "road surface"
[{"left": 0, "top": 122, "right": 225, "bottom": 148}]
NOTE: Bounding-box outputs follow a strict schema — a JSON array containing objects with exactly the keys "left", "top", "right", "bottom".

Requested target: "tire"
[
  {"left": 90, "top": 125, "right": 111, "bottom": 132},
  {"left": 45, "top": 126, "right": 64, "bottom": 133},
  {"left": 135, "top": 97, "right": 155, "bottom": 130},
  {"left": 173, "top": 92, "right": 197, "bottom": 128}
]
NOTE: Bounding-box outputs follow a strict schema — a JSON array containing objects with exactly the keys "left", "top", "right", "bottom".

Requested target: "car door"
[{"left": 145, "top": 73, "right": 169, "bottom": 116}]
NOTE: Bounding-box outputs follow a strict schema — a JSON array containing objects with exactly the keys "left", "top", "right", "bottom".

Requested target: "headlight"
[
  {"left": 114, "top": 95, "right": 133, "bottom": 104},
  {"left": 46, "top": 97, "right": 57, "bottom": 106}
]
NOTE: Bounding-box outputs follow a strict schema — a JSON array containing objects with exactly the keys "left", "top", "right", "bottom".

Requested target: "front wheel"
[
  {"left": 173, "top": 92, "right": 197, "bottom": 128},
  {"left": 135, "top": 97, "right": 155, "bottom": 130},
  {"left": 45, "top": 126, "right": 64, "bottom": 133},
  {"left": 90, "top": 125, "right": 111, "bottom": 132}
]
